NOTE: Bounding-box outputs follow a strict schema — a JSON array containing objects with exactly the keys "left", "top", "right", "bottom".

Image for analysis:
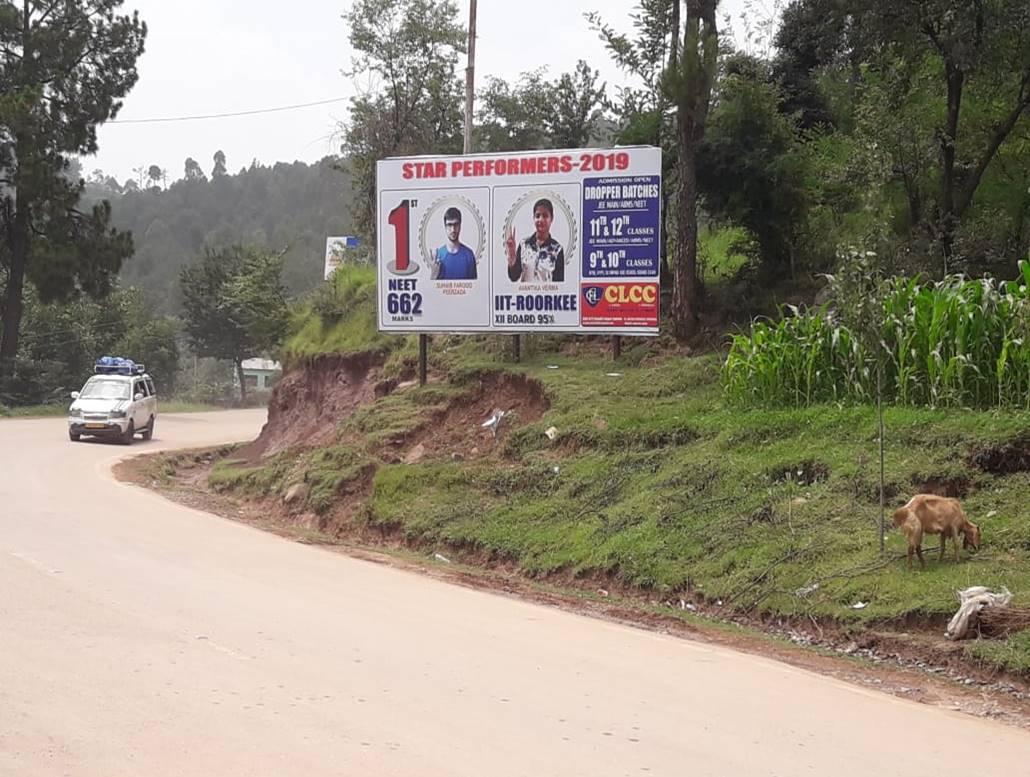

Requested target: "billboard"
[
  {"left": 376, "top": 146, "right": 661, "bottom": 335},
  {"left": 324, "top": 235, "right": 361, "bottom": 280}
]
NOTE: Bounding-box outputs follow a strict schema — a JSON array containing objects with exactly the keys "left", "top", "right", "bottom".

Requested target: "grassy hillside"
[{"left": 213, "top": 266, "right": 1030, "bottom": 675}]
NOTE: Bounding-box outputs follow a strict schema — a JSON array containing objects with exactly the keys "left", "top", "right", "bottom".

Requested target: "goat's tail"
[{"left": 891, "top": 507, "right": 909, "bottom": 527}]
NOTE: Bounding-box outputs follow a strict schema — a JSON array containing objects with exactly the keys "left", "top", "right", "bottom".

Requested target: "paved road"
[{"left": 2, "top": 410, "right": 1028, "bottom": 776}]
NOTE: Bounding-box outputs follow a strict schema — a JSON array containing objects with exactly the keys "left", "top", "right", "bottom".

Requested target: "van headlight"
[
  {"left": 69, "top": 407, "right": 82, "bottom": 418},
  {"left": 109, "top": 409, "right": 127, "bottom": 418}
]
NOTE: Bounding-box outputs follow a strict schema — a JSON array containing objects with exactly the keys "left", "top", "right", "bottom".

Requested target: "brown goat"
[{"left": 892, "top": 494, "right": 981, "bottom": 569}]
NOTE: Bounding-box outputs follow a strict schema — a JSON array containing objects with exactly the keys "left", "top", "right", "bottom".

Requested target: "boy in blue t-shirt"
[{"left": 434, "top": 207, "right": 477, "bottom": 280}]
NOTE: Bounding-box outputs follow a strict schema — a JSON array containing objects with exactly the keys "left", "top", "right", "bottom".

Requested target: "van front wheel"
[
  {"left": 120, "top": 420, "right": 135, "bottom": 445},
  {"left": 142, "top": 416, "right": 154, "bottom": 441}
]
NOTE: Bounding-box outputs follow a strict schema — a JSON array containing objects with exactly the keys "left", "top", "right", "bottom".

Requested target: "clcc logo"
[
  {"left": 583, "top": 285, "right": 605, "bottom": 307},
  {"left": 582, "top": 284, "right": 658, "bottom": 307}
]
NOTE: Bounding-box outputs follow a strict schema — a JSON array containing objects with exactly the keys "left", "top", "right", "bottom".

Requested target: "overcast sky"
[{"left": 88, "top": 0, "right": 764, "bottom": 185}]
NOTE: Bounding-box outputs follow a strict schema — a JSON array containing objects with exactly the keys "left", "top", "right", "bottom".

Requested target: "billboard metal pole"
[{"left": 462, "top": 0, "right": 517, "bottom": 363}]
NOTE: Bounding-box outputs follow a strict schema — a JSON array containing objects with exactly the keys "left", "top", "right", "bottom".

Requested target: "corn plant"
[{"left": 724, "top": 261, "right": 1030, "bottom": 409}]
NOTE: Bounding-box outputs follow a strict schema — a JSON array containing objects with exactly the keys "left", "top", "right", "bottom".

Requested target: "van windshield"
[{"left": 80, "top": 379, "right": 130, "bottom": 400}]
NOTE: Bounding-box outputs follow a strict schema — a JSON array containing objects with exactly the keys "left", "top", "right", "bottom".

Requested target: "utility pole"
[
  {"left": 463, "top": 0, "right": 477, "bottom": 156},
  {"left": 421, "top": 0, "right": 478, "bottom": 386}
]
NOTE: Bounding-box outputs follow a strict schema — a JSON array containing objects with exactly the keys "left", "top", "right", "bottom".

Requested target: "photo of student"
[
  {"left": 432, "top": 206, "right": 477, "bottom": 280},
  {"left": 504, "top": 198, "right": 566, "bottom": 283}
]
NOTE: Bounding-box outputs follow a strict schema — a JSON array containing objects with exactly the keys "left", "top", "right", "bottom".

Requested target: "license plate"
[{"left": 85, "top": 422, "right": 106, "bottom": 429}]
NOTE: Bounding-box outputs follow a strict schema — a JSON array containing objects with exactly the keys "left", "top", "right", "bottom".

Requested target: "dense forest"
[{"left": 83, "top": 156, "right": 355, "bottom": 309}]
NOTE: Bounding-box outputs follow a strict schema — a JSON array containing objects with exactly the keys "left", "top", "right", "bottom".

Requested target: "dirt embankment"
[
  {"left": 235, "top": 353, "right": 549, "bottom": 467},
  {"left": 235, "top": 353, "right": 386, "bottom": 461}
]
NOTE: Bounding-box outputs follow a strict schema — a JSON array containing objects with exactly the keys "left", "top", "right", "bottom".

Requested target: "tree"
[
  {"left": 587, "top": 1, "right": 678, "bottom": 138},
  {"left": 780, "top": 0, "right": 1030, "bottom": 268},
  {"left": 184, "top": 157, "right": 207, "bottom": 182},
  {"left": 772, "top": 0, "right": 848, "bottom": 130},
  {"left": 699, "top": 54, "right": 809, "bottom": 274},
  {"left": 475, "top": 69, "right": 551, "bottom": 152},
  {"left": 667, "top": 0, "right": 720, "bottom": 340},
  {"left": 548, "top": 60, "right": 608, "bottom": 148},
  {"left": 6, "top": 284, "right": 179, "bottom": 405},
  {"left": 179, "top": 246, "right": 287, "bottom": 400},
  {"left": 868, "top": 0, "right": 1030, "bottom": 264},
  {"left": 339, "top": 0, "right": 466, "bottom": 238},
  {"left": 212, "top": 150, "right": 227, "bottom": 178},
  {"left": 0, "top": 1, "right": 146, "bottom": 380},
  {"left": 147, "top": 164, "right": 162, "bottom": 189},
  {"left": 589, "top": 1, "right": 680, "bottom": 287}
]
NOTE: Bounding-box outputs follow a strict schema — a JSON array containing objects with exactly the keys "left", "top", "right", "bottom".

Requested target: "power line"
[
  {"left": 108, "top": 97, "right": 349, "bottom": 125},
  {"left": 23, "top": 319, "right": 127, "bottom": 341}
]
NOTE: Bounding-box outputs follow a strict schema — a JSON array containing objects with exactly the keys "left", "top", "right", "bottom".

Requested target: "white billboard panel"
[
  {"left": 376, "top": 147, "right": 661, "bottom": 335},
  {"left": 324, "top": 235, "right": 361, "bottom": 280}
]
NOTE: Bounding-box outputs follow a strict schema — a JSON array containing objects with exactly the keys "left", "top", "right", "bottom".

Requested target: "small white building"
[{"left": 237, "top": 358, "right": 282, "bottom": 392}]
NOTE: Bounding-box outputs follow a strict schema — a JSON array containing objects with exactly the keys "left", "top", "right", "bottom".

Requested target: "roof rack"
[{"left": 94, "top": 356, "right": 145, "bottom": 376}]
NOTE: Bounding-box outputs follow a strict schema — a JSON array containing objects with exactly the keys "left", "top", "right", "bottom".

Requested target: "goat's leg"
[
  {"left": 939, "top": 532, "right": 946, "bottom": 562},
  {"left": 915, "top": 542, "right": 926, "bottom": 568},
  {"left": 954, "top": 529, "right": 961, "bottom": 562}
]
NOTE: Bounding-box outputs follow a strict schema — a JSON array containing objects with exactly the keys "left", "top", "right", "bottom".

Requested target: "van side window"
[
  {"left": 134, "top": 380, "right": 146, "bottom": 398},
  {"left": 145, "top": 378, "right": 156, "bottom": 396}
]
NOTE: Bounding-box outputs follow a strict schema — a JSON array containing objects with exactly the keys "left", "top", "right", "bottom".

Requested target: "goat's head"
[{"left": 962, "top": 522, "right": 981, "bottom": 550}]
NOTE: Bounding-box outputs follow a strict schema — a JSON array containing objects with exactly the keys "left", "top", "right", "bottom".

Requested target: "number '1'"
[{"left": 388, "top": 199, "right": 411, "bottom": 271}]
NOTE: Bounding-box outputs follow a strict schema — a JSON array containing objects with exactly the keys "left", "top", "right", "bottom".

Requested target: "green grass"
[
  {"left": 210, "top": 267, "right": 1030, "bottom": 676},
  {"left": 363, "top": 358, "right": 1030, "bottom": 623},
  {"left": 284, "top": 265, "right": 409, "bottom": 367},
  {"left": 209, "top": 456, "right": 291, "bottom": 496},
  {"left": 216, "top": 347, "right": 1030, "bottom": 620},
  {"left": 966, "top": 631, "right": 1030, "bottom": 674}
]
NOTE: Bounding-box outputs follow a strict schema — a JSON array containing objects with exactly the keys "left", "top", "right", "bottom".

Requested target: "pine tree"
[{"left": 0, "top": 1, "right": 146, "bottom": 378}]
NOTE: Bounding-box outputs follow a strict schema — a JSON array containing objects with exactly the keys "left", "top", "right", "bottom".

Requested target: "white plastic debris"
[
  {"left": 986, "top": 510, "right": 998, "bottom": 518},
  {"left": 552, "top": 465, "right": 560, "bottom": 474},
  {"left": 481, "top": 408, "right": 507, "bottom": 437},
  {"left": 795, "top": 582, "right": 820, "bottom": 597},
  {"left": 946, "top": 586, "right": 1013, "bottom": 640},
  {"left": 597, "top": 589, "right": 609, "bottom": 597},
  {"left": 546, "top": 365, "right": 560, "bottom": 370},
  {"left": 605, "top": 372, "right": 623, "bottom": 377},
  {"left": 851, "top": 601, "right": 868, "bottom": 610},
  {"left": 544, "top": 426, "right": 559, "bottom": 440},
  {"left": 433, "top": 553, "right": 451, "bottom": 564}
]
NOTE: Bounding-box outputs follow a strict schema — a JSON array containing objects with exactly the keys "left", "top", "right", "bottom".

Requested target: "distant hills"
[{"left": 84, "top": 156, "right": 355, "bottom": 311}]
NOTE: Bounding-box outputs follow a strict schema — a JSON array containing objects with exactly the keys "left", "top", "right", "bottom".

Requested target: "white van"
[{"left": 68, "top": 362, "right": 157, "bottom": 444}]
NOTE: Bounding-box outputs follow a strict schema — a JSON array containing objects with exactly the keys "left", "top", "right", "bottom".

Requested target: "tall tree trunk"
[
  {"left": 1, "top": 9, "right": 32, "bottom": 377},
  {"left": 0, "top": 196, "right": 29, "bottom": 371},
  {"left": 671, "top": 0, "right": 718, "bottom": 341},
  {"left": 956, "top": 71, "right": 1030, "bottom": 217},
  {"left": 235, "top": 357, "right": 247, "bottom": 403},
  {"left": 672, "top": 147, "right": 700, "bottom": 339},
  {"left": 938, "top": 61, "right": 964, "bottom": 270},
  {"left": 660, "top": 0, "right": 681, "bottom": 291}
]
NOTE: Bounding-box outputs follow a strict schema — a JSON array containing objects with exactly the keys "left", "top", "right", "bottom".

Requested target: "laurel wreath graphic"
[
  {"left": 418, "top": 194, "right": 486, "bottom": 280},
  {"left": 500, "top": 189, "right": 578, "bottom": 278}
]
